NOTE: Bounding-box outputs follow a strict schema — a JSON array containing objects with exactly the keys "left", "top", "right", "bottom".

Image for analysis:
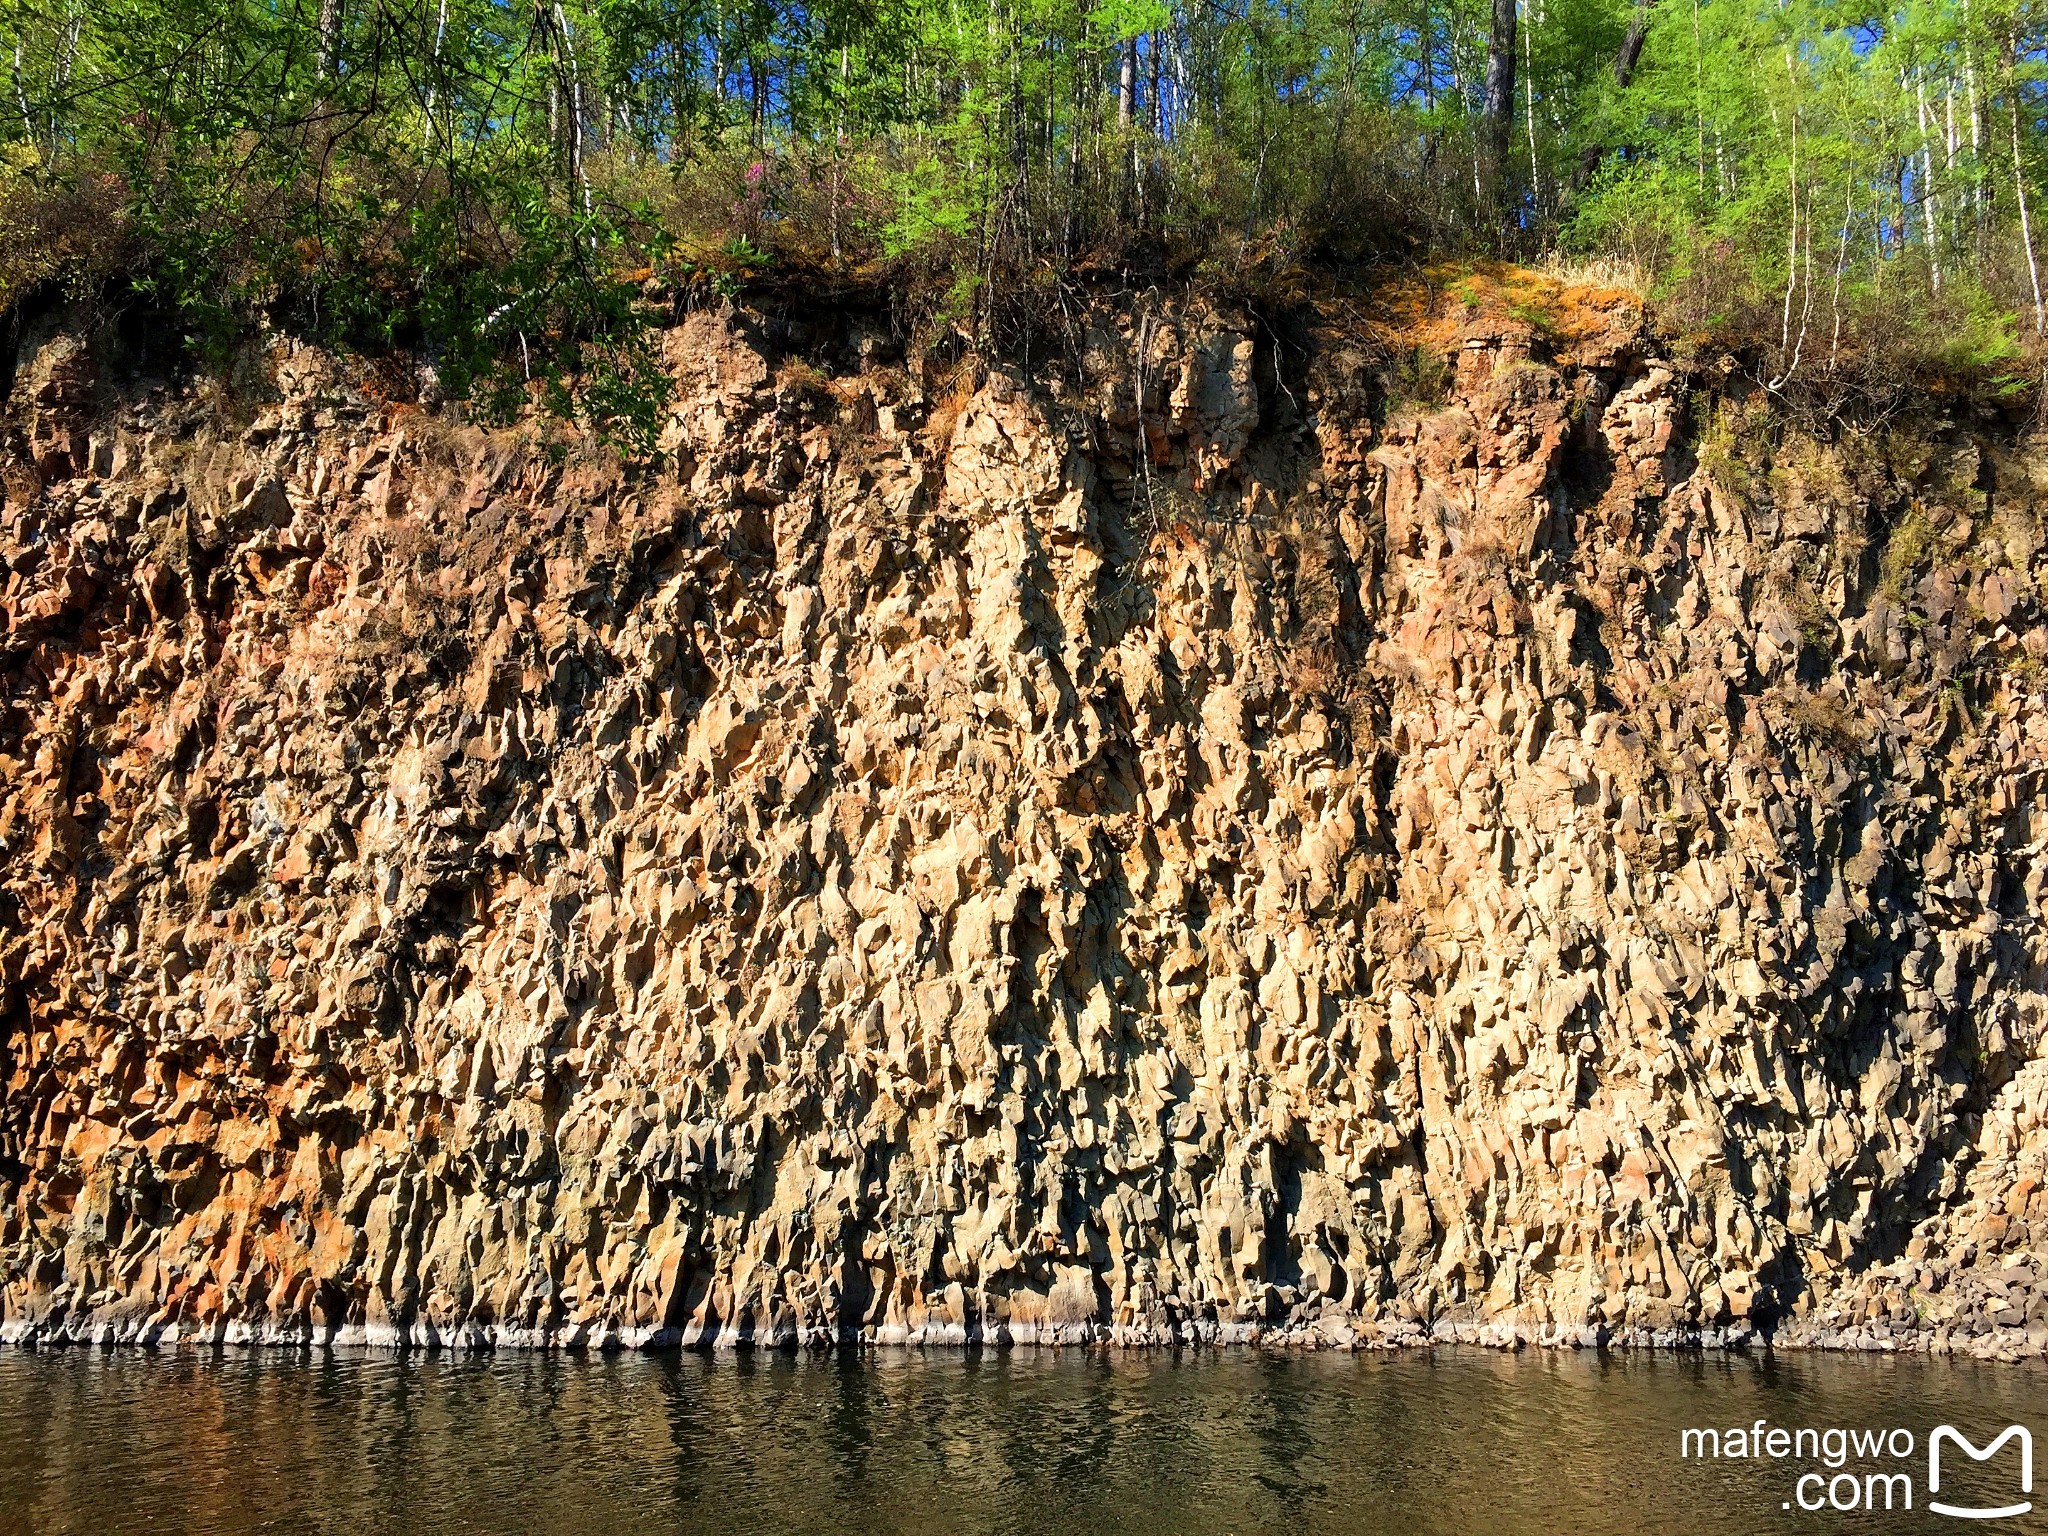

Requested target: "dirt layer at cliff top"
[{"left": 2, "top": 270, "right": 2047, "bottom": 1356}]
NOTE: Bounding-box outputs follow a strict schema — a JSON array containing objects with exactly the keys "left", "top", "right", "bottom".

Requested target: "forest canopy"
[{"left": 4, "top": 0, "right": 2047, "bottom": 427}]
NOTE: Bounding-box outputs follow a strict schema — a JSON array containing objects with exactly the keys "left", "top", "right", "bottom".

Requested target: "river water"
[{"left": 0, "top": 1347, "right": 2040, "bottom": 1534}]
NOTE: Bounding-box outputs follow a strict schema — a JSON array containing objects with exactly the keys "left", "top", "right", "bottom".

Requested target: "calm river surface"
[{"left": 0, "top": 1347, "right": 2041, "bottom": 1534}]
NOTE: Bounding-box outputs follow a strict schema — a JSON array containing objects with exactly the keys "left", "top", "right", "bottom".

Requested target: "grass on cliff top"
[
  {"left": 1353, "top": 259, "right": 1647, "bottom": 412},
  {"left": 1365, "top": 259, "right": 1647, "bottom": 356}
]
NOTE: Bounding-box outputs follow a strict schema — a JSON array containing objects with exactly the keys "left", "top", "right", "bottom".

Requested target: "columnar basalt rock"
[{"left": 1, "top": 283, "right": 2044, "bottom": 1356}]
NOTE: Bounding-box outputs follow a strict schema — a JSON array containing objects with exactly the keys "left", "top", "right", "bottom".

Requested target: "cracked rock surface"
[{"left": 2, "top": 286, "right": 2046, "bottom": 1355}]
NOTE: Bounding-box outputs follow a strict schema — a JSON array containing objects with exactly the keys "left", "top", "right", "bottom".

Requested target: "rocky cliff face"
[{"left": 3, "top": 277, "right": 2047, "bottom": 1356}]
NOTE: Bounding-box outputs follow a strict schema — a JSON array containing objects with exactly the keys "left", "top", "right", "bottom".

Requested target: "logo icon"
[{"left": 1929, "top": 1426, "right": 2033, "bottom": 1520}]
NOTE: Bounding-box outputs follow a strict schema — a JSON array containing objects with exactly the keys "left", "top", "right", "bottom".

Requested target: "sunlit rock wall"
[{"left": 3, "top": 286, "right": 2045, "bottom": 1355}]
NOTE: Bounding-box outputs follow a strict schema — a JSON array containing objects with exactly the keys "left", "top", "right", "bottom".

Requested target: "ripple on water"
[{"left": 0, "top": 1348, "right": 2043, "bottom": 1535}]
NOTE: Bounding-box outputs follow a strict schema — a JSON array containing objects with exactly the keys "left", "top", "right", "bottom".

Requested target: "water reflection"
[{"left": 0, "top": 1347, "right": 2039, "bottom": 1535}]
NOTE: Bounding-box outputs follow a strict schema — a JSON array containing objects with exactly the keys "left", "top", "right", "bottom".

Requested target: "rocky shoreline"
[{"left": 6, "top": 1317, "right": 2043, "bottom": 1363}]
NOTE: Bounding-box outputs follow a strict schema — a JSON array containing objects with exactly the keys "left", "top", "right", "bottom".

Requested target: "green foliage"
[
  {"left": 879, "top": 158, "right": 977, "bottom": 260},
  {"left": 1694, "top": 397, "right": 1772, "bottom": 510},
  {"left": 5, "top": 0, "right": 2048, "bottom": 416},
  {"left": 0, "top": 142, "right": 126, "bottom": 304},
  {"left": 1881, "top": 504, "right": 1952, "bottom": 602},
  {"left": 1562, "top": 0, "right": 2048, "bottom": 394},
  {"left": 1389, "top": 343, "right": 1452, "bottom": 409}
]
